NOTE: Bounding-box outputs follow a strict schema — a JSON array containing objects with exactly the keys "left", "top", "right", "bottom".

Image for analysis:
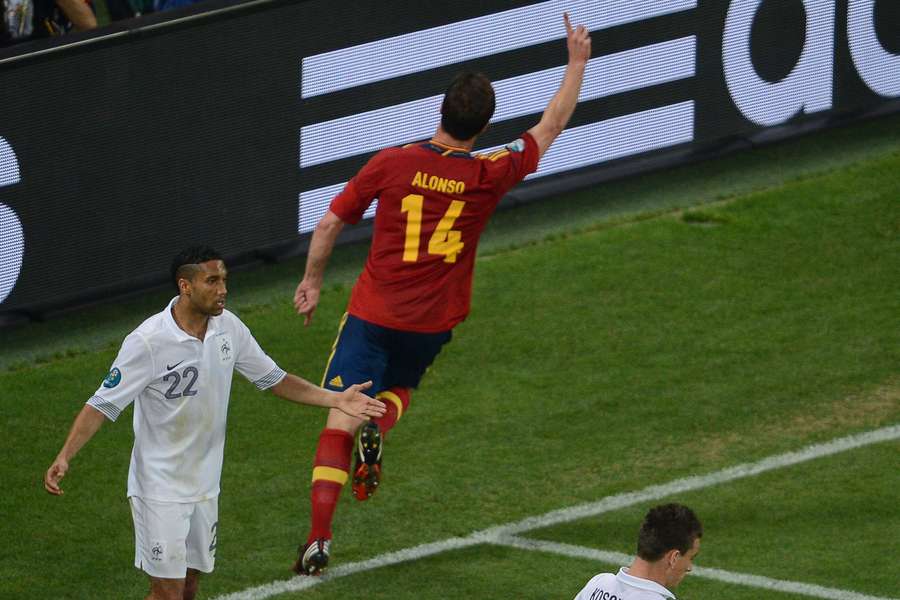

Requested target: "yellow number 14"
[{"left": 401, "top": 194, "right": 465, "bottom": 263}]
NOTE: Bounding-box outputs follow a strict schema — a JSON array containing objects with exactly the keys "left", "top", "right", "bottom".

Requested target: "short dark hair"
[
  {"left": 170, "top": 245, "right": 223, "bottom": 293},
  {"left": 636, "top": 503, "right": 703, "bottom": 561},
  {"left": 440, "top": 72, "right": 496, "bottom": 141}
]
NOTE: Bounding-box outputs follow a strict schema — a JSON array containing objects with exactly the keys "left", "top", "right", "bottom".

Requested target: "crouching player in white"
[
  {"left": 573, "top": 504, "right": 703, "bottom": 600},
  {"left": 43, "top": 245, "right": 386, "bottom": 600}
]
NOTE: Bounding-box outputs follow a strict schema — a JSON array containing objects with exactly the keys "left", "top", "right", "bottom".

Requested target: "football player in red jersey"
[{"left": 291, "top": 13, "right": 591, "bottom": 575}]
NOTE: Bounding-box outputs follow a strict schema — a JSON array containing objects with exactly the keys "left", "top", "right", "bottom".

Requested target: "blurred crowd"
[{"left": 1, "top": 0, "right": 202, "bottom": 46}]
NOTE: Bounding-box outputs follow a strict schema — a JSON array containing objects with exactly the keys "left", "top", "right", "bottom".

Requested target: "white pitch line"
[
  {"left": 212, "top": 424, "right": 900, "bottom": 600},
  {"left": 212, "top": 537, "right": 482, "bottom": 600},
  {"left": 692, "top": 564, "right": 898, "bottom": 600},
  {"left": 482, "top": 424, "right": 900, "bottom": 538},
  {"left": 496, "top": 536, "right": 898, "bottom": 600}
]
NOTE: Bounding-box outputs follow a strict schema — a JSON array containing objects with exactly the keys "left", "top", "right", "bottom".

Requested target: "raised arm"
[
  {"left": 293, "top": 210, "right": 346, "bottom": 326},
  {"left": 269, "top": 375, "right": 385, "bottom": 420},
  {"left": 43, "top": 404, "right": 108, "bottom": 495},
  {"left": 527, "top": 13, "right": 592, "bottom": 158}
]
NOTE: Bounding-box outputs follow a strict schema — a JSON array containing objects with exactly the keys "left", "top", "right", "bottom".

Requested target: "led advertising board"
[{"left": 0, "top": 0, "right": 897, "bottom": 317}]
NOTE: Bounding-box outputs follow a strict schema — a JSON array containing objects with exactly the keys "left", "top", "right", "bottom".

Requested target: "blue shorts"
[{"left": 322, "top": 314, "right": 452, "bottom": 394}]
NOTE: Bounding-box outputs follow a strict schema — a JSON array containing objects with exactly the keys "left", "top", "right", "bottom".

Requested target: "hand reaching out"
[{"left": 335, "top": 381, "right": 387, "bottom": 420}]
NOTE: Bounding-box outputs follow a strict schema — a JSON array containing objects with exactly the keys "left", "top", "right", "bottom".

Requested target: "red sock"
[
  {"left": 307, "top": 428, "right": 353, "bottom": 543},
  {"left": 373, "top": 387, "right": 411, "bottom": 434}
]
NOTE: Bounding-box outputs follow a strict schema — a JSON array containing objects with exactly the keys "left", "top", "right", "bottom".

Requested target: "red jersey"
[{"left": 329, "top": 132, "right": 540, "bottom": 333}]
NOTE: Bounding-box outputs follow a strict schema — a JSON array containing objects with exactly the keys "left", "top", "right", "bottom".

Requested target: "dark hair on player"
[
  {"left": 170, "top": 245, "right": 223, "bottom": 294},
  {"left": 636, "top": 503, "right": 703, "bottom": 561},
  {"left": 440, "top": 71, "right": 496, "bottom": 141}
]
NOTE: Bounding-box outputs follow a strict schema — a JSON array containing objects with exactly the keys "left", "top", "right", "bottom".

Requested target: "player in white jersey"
[
  {"left": 43, "top": 246, "right": 386, "bottom": 600},
  {"left": 572, "top": 504, "right": 703, "bottom": 600}
]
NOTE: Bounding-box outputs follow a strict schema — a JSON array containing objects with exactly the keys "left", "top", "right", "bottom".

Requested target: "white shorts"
[{"left": 129, "top": 496, "right": 218, "bottom": 579}]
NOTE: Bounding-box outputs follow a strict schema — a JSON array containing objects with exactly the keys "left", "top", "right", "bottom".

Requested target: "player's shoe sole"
[
  {"left": 351, "top": 421, "right": 382, "bottom": 501},
  {"left": 293, "top": 538, "right": 330, "bottom": 576}
]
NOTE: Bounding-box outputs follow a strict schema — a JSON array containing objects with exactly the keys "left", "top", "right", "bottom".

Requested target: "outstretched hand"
[
  {"left": 335, "top": 381, "right": 386, "bottom": 421},
  {"left": 293, "top": 280, "right": 320, "bottom": 326},
  {"left": 44, "top": 458, "right": 69, "bottom": 496},
  {"left": 563, "top": 12, "right": 591, "bottom": 65}
]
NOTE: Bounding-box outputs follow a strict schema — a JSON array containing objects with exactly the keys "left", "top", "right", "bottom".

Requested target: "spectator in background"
[
  {"left": 32, "top": 0, "right": 96, "bottom": 37},
  {"left": 572, "top": 504, "right": 703, "bottom": 600},
  {"left": 2, "top": 0, "right": 151, "bottom": 47},
  {"left": 152, "top": 0, "right": 201, "bottom": 12},
  {"left": 1, "top": 0, "right": 94, "bottom": 46},
  {"left": 2, "top": 0, "right": 35, "bottom": 43},
  {"left": 2, "top": 0, "right": 207, "bottom": 47}
]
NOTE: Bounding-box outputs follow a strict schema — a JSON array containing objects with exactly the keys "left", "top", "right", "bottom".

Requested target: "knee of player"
[{"left": 326, "top": 406, "right": 366, "bottom": 431}]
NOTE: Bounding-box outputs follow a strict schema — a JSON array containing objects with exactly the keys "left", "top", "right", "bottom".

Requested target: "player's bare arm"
[
  {"left": 294, "top": 210, "right": 346, "bottom": 326},
  {"left": 43, "top": 404, "right": 107, "bottom": 495},
  {"left": 528, "top": 13, "right": 592, "bottom": 158},
  {"left": 269, "top": 374, "right": 385, "bottom": 420}
]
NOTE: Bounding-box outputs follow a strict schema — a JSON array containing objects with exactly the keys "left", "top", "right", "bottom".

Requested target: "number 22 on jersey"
[{"left": 401, "top": 194, "right": 465, "bottom": 263}]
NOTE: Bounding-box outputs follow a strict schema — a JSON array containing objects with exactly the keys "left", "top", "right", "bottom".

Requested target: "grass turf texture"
[{"left": 1, "top": 116, "right": 899, "bottom": 598}]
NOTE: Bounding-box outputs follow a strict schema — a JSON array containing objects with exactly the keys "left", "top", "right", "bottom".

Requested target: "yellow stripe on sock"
[
  {"left": 377, "top": 390, "right": 404, "bottom": 419},
  {"left": 312, "top": 466, "right": 349, "bottom": 485}
]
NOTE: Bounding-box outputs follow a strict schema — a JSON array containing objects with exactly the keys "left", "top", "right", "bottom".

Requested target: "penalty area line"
[{"left": 212, "top": 424, "right": 900, "bottom": 600}]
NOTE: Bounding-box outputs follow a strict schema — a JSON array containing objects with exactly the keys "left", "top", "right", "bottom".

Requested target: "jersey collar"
[
  {"left": 166, "top": 297, "right": 194, "bottom": 342},
  {"left": 423, "top": 139, "right": 472, "bottom": 158},
  {"left": 616, "top": 567, "right": 676, "bottom": 599},
  {"left": 165, "top": 296, "right": 221, "bottom": 342}
]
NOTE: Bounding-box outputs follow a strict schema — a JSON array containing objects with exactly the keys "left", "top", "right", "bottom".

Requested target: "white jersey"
[
  {"left": 573, "top": 567, "right": 676, "bottom": 600},
  {"left": 88, "top": 297, "right": 286, "bottom": 502}
]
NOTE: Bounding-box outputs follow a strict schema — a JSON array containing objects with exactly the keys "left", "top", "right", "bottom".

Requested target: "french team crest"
[
  {"left": 150, "top": 540, "right": 165, "bottom": 561},
  {"left": 218, "top": 334, "right": 233, "bottom": 364}
]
